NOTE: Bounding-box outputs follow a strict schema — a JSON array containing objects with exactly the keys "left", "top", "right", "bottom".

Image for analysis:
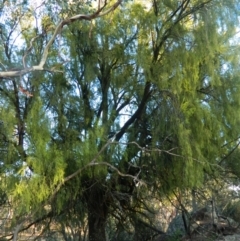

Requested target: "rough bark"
[
  {"left": 85, "top": 180, "right": 109, "bottom": 241},
  {"left": 88, "top": 207, "right": 107, "bottom": 241}
]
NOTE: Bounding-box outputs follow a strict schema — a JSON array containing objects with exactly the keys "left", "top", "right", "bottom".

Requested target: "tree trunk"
[
  {"left": 85, "top": 180, "right": 109, "bottom": 241},
  {"left": 191, "top": 189, "right": 197, "bottom": 213},
  {"left": 88, "top": 207, "right": 107, "bottom": 241}
]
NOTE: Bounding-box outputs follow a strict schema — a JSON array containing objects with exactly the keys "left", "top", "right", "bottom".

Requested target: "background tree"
[{"left": 0, "top": 0, "right": 240, "bottom": 241}]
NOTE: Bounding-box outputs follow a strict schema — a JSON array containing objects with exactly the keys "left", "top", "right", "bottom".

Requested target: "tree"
[{"left": 0, "top": 0, "right": 240, "bottom": 240}]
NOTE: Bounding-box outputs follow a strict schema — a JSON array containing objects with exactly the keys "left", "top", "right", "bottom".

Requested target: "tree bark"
[
  {"left": 85, "top": 180, "right": 109, "bottom": 241},
  {"left": 88, "top": 207, "right": 107, "bottom": 241}
]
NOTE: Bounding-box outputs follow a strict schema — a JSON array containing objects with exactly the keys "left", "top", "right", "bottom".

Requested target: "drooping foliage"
[{"left": 0, "top": 0, "right": 240, "bottom": 240}]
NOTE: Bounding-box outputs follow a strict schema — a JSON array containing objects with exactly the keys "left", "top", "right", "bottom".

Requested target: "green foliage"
[
  {"left": 168, "top": 230, "right": 182, "bottom": 241},
  {"left": 0, "top": 0, "right": 240, "bottom": 240},
  {"left": 223, "top": 199, "right": 240, "bottom": 222}
]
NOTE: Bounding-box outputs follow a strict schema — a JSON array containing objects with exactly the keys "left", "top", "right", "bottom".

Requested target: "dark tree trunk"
[
  {"left": 88, "top": 206, "right": 107, "bottom": 241},
  {"left": 84, "top": 180, "right": 109, "bottom": 241}
]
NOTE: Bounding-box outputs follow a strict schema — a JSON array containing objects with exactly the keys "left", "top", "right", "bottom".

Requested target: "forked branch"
[{"left": 0, "top": 0, "right": 122, "bottom": 78}]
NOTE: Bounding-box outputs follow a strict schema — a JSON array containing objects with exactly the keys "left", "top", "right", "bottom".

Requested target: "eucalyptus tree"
[{"left": 0, "top": 0, "right": 240, "bottom": 241}]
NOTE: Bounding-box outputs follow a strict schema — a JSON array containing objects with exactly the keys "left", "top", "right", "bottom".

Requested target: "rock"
[{"left": 224, "top": 234, "right": 240, "bottom": 241}]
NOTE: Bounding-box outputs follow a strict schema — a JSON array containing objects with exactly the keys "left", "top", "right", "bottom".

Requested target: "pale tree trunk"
[
  {"left": 211, "top": 199, "right": 218, "bottom": 229},
  {"left": 13, "top": 223, "right": 23, "bottom": 241},
  {"left": 191, "top": 189, "right": 197, "bottom": 213}
]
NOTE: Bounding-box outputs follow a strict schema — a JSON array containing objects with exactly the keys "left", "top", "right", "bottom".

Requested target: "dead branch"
[
  {"left": 49, "top": 132, "right": 146, "bottom": 202},
  {"left": 0, "top": 0, "right": 122, "bottom": 79},
  {"left": 19, "top": 86, "right": 33, "bottom": 97}
]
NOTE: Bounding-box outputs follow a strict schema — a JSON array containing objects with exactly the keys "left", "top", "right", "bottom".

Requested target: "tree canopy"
[{"left": 0, "top": 0, "right": 240, "bottom": 240}]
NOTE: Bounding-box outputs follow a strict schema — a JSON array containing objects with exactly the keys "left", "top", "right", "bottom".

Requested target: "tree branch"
[
  {"left": 115, "top": 81, "right": 152, "bottom": 141},
  {"left": 0, "top": 0, "right": 122, "bottom": 78}
]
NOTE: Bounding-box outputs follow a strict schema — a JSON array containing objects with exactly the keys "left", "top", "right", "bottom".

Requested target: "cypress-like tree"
[{"left": 0, "top": 0, "right": 240, "bottom": 240}]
